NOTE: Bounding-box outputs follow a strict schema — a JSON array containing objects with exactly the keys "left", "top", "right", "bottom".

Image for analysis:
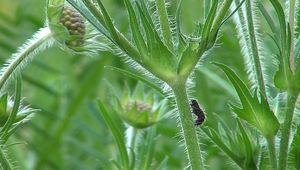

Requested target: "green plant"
[{"left": 1, "top": 0, "right": 300, "bottom": 169}]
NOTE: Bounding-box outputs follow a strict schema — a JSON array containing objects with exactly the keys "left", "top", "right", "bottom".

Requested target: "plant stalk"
[
  {"left": 244, "top": 0, "right": 267, "bottom": 98},
  {"left": 172, "top": 80, "right": 204, "bottom": 170},
  {"left": 211, "top": 0, "right": 233, "bottom": 35},
  {"left": 266, "top": 137, "right": 278, "bottom": 170},
  {"left": 289, "top": 0, "right": 296, "bottom": 72},
  {"left": 0, "top": 29, "right": 52, "bottom": 91},
  {"left": 279, "top": 93, "right": 299, "bottom": 170}
]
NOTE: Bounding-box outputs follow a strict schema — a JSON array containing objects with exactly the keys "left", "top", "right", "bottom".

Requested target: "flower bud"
[
  {"left": 112, "top": 82, "right": 170, "bottom": 129},
  {"left": 58, "top": 6, "right": 86, "bottom": 46}
]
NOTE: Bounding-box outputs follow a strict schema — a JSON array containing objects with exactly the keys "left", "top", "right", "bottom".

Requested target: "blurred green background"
[{"left": 0, "top": 0, "right": 276, "bottom": 169}]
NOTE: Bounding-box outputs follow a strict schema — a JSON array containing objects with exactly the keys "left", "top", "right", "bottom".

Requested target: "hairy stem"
[
  {"left": 0, "top": 29, "right": 52, "bottom": 91},
  {"left": 244, "top": 0, "right": 267, "bottom": 98},
  {"left": 0, "top": 147, "right": 12, "bottom": 170},
  {"left": 289, "top": 0, "right": 295, "bottom": 72},
  {"left": 172, "top": 80, "right": 204, "bottom": 170},
  {"left": 267, "top": 137, "right": 278, "bottom": 170},
  {"left": 211, "top": 0, "right": 233, "bottom": 35},
  {"left": 279, "top": 93, "right": 299, "bottom": 170}
]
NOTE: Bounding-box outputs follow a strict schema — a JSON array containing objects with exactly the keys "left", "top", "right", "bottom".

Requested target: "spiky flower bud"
[
  {"left": 126, "top": 101, "right": 152, "bottom": 113},
  {"left": 112, "top": 82, "right": 170, "bottom": 129},
  {"left": 47, "top": 2, "right": 110, "bottom": 53},
  {"left": 58, "top": 6, "right": 86, "bottom": 46}
]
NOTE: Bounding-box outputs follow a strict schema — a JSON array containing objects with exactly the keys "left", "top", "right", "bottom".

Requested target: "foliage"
[{"left": 0, "top": 0, "right": 300, "bottom": 170}]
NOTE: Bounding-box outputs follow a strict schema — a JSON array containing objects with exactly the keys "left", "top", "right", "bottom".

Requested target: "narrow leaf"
[
  {"left": 155, "top": 0, "right": 174, "bottom": 52},
  {"left": 257, "top": 2, "right": 280, "bottom": 44},
  {"left": 95, "top": 0, "right": 121, "bottom": 44},
  {"left": 237, "top": 120, "right": 256, "bottom": 169},
  {"left": 0, "top": 76, "right": 21, "bottom": 136},
  {"left": 269, "top": 0, "right": 286, "bottom": 51},
  {"left": 124, "top": 0, "right": 149, "bottom": 59},
  {"left": 157, "top": 156, "right": 169, "bottom": 170},
  {"left": 97, "top": 100, "right": 129, "bottom": 169},
  {"left": 175, "top": 0, "right": 187, "bottom": 56},
  {"left": 104, "top": 66, "right": 164, "bottom": 95},
  {"left": 201, "top": 127, "right": 244, "bottom": 169}
]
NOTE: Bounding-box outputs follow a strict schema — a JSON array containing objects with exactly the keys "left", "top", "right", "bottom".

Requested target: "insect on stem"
[{"left": 190, "top": 99, "right": 205, "bottom": 126}]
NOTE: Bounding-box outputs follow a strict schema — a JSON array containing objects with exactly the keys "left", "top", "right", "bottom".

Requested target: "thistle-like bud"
[
  {"left": 58, "top": 6, "right": 86, "bottom": 46},
  {"left": 112, "top": 82, "right": 170, "bottom": 129},
  {"left": 47, "top": 2, "right": 103, "bottom": 52}
]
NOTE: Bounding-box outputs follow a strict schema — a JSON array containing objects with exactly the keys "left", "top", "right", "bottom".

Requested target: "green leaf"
[
  {"left": 289, "top": 124, "right": 300, "bottom": 169},
  {"left": 257, "top": 2, "right": 280, "bottom": 46},
  {"left": 104, "top": 66, "right": 165, "bottom": 96},
  {"left": 274, "top": 55, "right": 288, "bottom": 90},
  {"left": 175, "top": 0, "right": 187, "bottom": 56},
  {"left": 97, "top": 100, "right": 129, "bottom": 169},
  {"left": 0, "top": 93, "right": 8, "bottom": 120},
  {"left": 269, "top": 0, "right": 286, "bottom": 51},
  {"left": 67, "top": 0, "right": 112, "bottom": 40},
  {"left": 213, "top": 62, "right": 280, "bottom": 140},
  {"left": 95, "top": 0, "right": 121, "bottom": 45},
  {"left": 155, "top": 0, "right": 174, "bottom": 52},
  {"left": 134, "top": 2, "right": 177, "bottom": 77},
  {"left": 135, "top": 3, "right": 157, "bottom": 54},
  {"left": 157, "top": 156, "right": 169, "bottom": 170},
  {"left": 129, "top": 148, "right": 135, "bottom": 170},
  {"left": 177, "top": 44, "right": 198, "bottom": 77},
  {"left": 176, "top": 0, "right": 218, "bottom": 77},
  {"left": 47, "top": 3, "right": 64, "bottom": 23},
  {"left": 48, "top": 23, "right": 69, "bottom": 45},
  {"left": 200, "top": 0, "right": 218, "bottom": 49},
  {"left": 138, "top": 126, "right": 158, "bottom": 170},
  {"left": 0, "top": 76, "right": 22, "bottom": 138},
  {"left": 237, "top": 120, "right": 257, "bottom": 169},
  {"left": 200, "top": 127, "right": 244, "bottom": 169},
  {"left": 124, "top": 0, "right": 149, "bottom": 60},
  {"left": 111, "top": 159, "right": 123, "bottom": 170}
]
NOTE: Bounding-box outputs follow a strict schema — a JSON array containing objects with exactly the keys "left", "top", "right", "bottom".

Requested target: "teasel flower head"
[
  {"left": 46, "top": 0, "right": 106, "bottom": 53},
  {"left": 113, "top": 82, "right": 169, "bottom": 129}
]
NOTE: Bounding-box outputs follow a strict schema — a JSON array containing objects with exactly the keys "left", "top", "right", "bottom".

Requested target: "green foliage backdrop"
[{"left": 0, "top": 0, "right": 297, "bottom": 169}]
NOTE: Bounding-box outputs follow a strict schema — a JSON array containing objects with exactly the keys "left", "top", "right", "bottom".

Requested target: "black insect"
[{"left": 190, "top": 99, "right": 205, "bottom": 126}]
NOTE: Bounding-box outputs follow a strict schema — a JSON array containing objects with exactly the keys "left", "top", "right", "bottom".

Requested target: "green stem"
[
  {"left": 211, "top": 0, "right": 233, "bottom": 35},
  {"left": 279, "top": 93, "right": 299, "bottom": 170},
  {"left": 0, "top": 29, "right": 52, "bottom": 91},
  {"left": 289, "top": 0, "right": 295, "bottom": 72},
  {"left": 172, "top": 80, "right": 204, "bottom": 170},
  {"left": 267, "top": 137, "right": 278, "bottom": 170},
  {"left": 129, "top": 127, "right": 138, "bottom": 151},
  {"left": 244, "top": 0, "right": 267, "bottom": 98},
  {"left": 155, "top": 0, "right": 174, "bottom": 52},
  {"left": 0, "top": 147, "right": 12, "bottom": 170}
]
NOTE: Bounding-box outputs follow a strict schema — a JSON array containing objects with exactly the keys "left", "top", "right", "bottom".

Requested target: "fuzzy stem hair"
[
  {"left": 172, "top": 80, "right": 205, "bottom": 170},
  {"left": 279, "top": 93, "right": 299, "bottom": 170},
  {"left": 0, "top": 28, "right": 53, "bottom": 91}
]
